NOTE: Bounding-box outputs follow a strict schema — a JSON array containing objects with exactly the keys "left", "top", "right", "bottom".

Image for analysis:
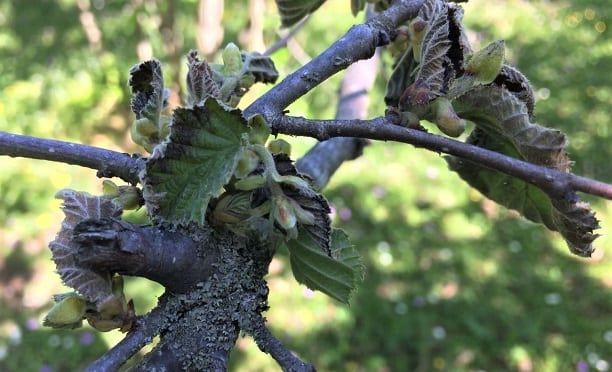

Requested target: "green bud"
[
  {"left": 288, "top": 198, "right": 316, "bottom": 225},
  {"left": 399, "top": 111, "right": 420, "bottom": 128},
  {"left": 133, "top": 117, "right": 158, "bottom": 136},
  {"left": 115, "top": 186, "right": 143, "bottom": 210},
  {"left": 267, "top": 139, "right": 292, "bottom": 156},
  {"left": 234, "top": 149, "right": 260, "bottom": 179},
  {"left": 212, "top": 191, "right": 252, "bottom": 224},
  {"left": 239, "top": 73, "right": 256, "bottom": 89},
  {"left": 272, "top": 195, "right": 297, "bottom": 231},
  {"left": 432, "top": 97, "right": 466, "bottom": 137},
  {"left": 222, "top": 42, "right": 243, "bottom": 75},
  {"left": 43, "top": 293, "right": 87, "bottom": 329},
  {"left": 247, "top": 114, "right": 271, "bottom": 145},
  {"left": 465, "top": 40, "right": 505, "bottom": 84},
  {"left": 409, "top": 17, "right": 428, "bottom": 63},
  {"left": 111, "top": 275, "right": 125, "bottom": 298},
  {"left": 102, "top": 180, "right": 119, "bottom": 197},
  {"left": 234, "top": 175, "right": 266, "bottom": 191}
]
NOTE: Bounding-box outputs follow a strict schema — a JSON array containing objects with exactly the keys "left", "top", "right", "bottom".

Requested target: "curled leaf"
[
  {"left": 449, "top": 86, "right": 599, "bottom": 256},
  {"left": 241, "top": 52, "right": 279, "bottom": 84},
  {"left": 128, "top": 60, "right": 168, "bottom": 124},
  {"left": 186, "top": 50, "right": 221, "bottom": 106}
]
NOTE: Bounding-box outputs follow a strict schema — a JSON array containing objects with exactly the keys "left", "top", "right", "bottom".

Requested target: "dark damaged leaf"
[
  {"left": 128, "top": 60, "right": 168, "bottom": 124},
  {"left": 276, "top": 154, "right": 332, "bottom": 256},
  {"left": 186, "top": 50, "right": 221, "bottom": 106},
  {"left": 142, "top": 98, "right": 249, "bottom": 225},
  {"left": 275, "top": 0, "right": 325, "bottom": 27},
  {"left": 242, "top": 52, "right": 279, "bottom": 84},
  {"left": 449, "top": 86, "right": 599, "bottom": 256},
  {"left": 50, "top": 190, "right": 121, "bottom": 303}
]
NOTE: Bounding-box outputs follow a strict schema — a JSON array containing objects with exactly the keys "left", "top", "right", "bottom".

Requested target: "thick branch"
[
  {"left": 245, "top": 0, "right": 424, "bottom": 117},
  {"left": 0, "top": 131, "right": 143, "bottom": 184},
  {"left": 273, "top": 116, "right": 612, "bottom": 200},
  {"left": 87, "top": 295, "right": 171, "bottom": 372},
  {"left": 72, "top": 219, "right": 219, "bottom": 293}
]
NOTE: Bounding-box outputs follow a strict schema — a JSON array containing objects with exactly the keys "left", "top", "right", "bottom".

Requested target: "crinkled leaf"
[
  {"left": 275, "top": 154, "right": 332, "bottom": 255},
  {"left": 142, "top": 98, "right": 249, "bottom": 225},
  {"left": 413, "top": 0, "right": 450, "bottom": 100},
  {"left": 275, "top": 0, "right": 325, "bottom": 27},
  {"left": 242, "top": 52, "right": 279, "bottom": 84},
  {"left": 186, "top": 50, "right": 221, "bottom": 106},
  {"left": 493, "top": 64, "right": 535, "bottom": 119},
  {"left": 286, "top": 228, "right": 362, "bottom": 303},
  {"left": 385, "top": 46, "right": 417, "bottom": 107},
  {"left": 50, "top": 189, "right": 121, "bottom": 303},
  {"left": 128, "top": 60, "right": 168, "bottom": 124},
  {"left": 449, "top": 86, "right": 599, "bottom": 256}
]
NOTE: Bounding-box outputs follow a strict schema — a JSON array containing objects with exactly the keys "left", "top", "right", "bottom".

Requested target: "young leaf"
[
  {"left": 286, "top": 228, "right": 363, "bottom": 303},
  {"left": 50, "top": 189, "right": 121, "bottom": 303},
  {"left": 275, "top": 0, "right": 325, "bottom": 27},
  {"left": 449, "top": 86, "right": 600, "bottom": 256},
  {"left": 385, "top": 46, "right": 417, "bottom": 108},
  {"left": 128, "top": 60, "right": 167, "bottom": 125},
  {"left": 186, "top": 50, "right": 221, "bottom": 106},
  {"left": 142, "top": 98, "right": 249, "bottom": 225}
]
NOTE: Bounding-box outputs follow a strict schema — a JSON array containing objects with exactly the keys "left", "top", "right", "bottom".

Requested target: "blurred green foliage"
[{"left": 0, "top": 0, "right": 610, "bottom": 371}]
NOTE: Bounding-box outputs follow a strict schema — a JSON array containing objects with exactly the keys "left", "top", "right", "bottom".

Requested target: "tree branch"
[
  {"left": 244, "top": 0, "right": 425, "bottom": 118},
  {"left": 264, "top": 15, "right": 310, "bottom": 56},
  {"left": 248, "top": 314, "right": 314, "bottom": 372},
  {"left": 87, "top": 294, "right": 172, "bottom": 372},
  {"left": 0, "top": 131, "right": 144, "bottom": 184},
  {"left": 272, "top": 115, "right": 612, "bottom": 200}
]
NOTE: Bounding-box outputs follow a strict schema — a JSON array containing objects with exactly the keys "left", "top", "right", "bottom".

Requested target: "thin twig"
[
  {"left": 273, "top": 115, "right": 612, "bottom": 200},
  {"left": 0, "top": 131, "right": 144, "bottom": 184},
  {"left": 250, "top": 315, "right": 314, "bottom": 372},
  {"left": 245, "top": 0, "right": 425, "bottom": 118},
  {"left": 264, "top": 15, "right": 310, "bottom": 56},
  {"left": 87, "top": 295, "right": 171, "bottom": 372}
]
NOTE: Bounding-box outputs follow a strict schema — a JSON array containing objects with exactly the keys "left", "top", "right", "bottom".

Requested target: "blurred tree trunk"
[{"left": 197, "top": 0, "right": 225, "bottom": 58}]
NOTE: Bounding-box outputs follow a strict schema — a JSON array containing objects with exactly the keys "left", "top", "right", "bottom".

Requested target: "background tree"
[{"left": 0, "top": 0, "right": 611, "bottom": 370}]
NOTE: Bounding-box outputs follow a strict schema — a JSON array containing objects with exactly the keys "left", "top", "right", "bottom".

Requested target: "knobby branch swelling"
[{"left": 0, "top": 0, "right": 611, "bottom": 370}]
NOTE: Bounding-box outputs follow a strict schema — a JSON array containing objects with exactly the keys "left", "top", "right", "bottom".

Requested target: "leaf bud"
[
  {"left": 465, "top": 40, "right": 505, "bottom": 84},
  {"left": 247, "top": 114, "right": 271, "bottom": 145},
  {"left": 239, "top": 73, "right": 256, "bottom": 89},
  {"left": 212, "top": 191, "right": 252, "bottom": 224},
  {"left": 222, "top": 42, "right": 243, "bottom": 75},
  {"left": 234, "top": 148, "right": 260, "bottom": 179},
  {"left": 115, "top": 186, "right": 143, "bottom": 210},
  {"left": 272, "top": 195, "right": 297, "bottom": 231},
  {"left": 102, "top": 180, "right": 119, "bottom": 197},
  {"left": 234, "top": 175, "right": 266, "bottom": 191},
  {"left": 432, "top": 97, "right": 466, "bottom": 137},
  {"left": 289, "top": 198, "right": 316, "bottom": 225},
  {"left": 43, "top": 293, "right": 87, "bottom": 329},
  {"left": 267, "top": 138, "right": 292, "bottom": 156}
]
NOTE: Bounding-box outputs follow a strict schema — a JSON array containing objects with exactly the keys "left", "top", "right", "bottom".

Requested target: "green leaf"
[
  {"left": 274, "top": 0, "right": 325, "bottom": 28},
  {"left": 385, "top": 46, "right": 417, "bottom": 108},
  {"left": 448, "top": 86, "right": 600, "bottom": 256},
  {"left": 50, "top": 190, "right": 121, "bottom": 303},
  {"left": 128, "top": 60, "right": 168, "bottom": 125},
  {"left": 142, "top": 98, "right": 249, "bottom": 225},
  {"left": 286, "top": 228, "right": 363, "bottom": 303}
]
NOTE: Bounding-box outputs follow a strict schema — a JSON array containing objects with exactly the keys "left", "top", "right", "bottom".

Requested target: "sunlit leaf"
[{"left": 142, "top": 98, "right": 249, "bottom": 225}]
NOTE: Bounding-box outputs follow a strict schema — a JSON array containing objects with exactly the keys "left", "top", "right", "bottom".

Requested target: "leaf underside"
[
  {"left": 449, "top": 86, "right": 599, "bottom": 256},
  {"left": 142, "top": 98, "right": 248, "bottom": 226},
  {"left": 50, "top": 190, "right": 121, "bottom": 303},
  {"left": 286, "top": 228, "right": 363, "bottom": 303}
]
